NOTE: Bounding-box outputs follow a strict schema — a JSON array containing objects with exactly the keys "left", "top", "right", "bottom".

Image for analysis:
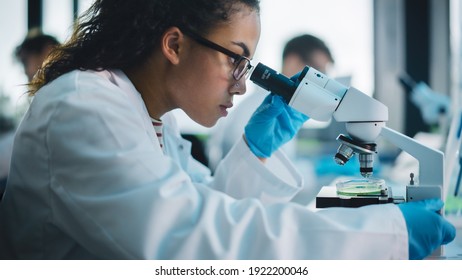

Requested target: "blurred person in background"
[
  {"left": 15, "top": 28, "right": 60, "bottom": 82},
  {"left": 0, "top": 29, "right": 60, "bottom": 198}
]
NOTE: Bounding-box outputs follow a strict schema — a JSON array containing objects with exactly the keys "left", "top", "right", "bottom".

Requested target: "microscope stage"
[{"left": 315, "top": 186, "right": 404, "bottom": 208}]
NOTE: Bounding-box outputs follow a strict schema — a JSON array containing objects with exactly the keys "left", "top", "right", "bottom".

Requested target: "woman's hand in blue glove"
[
  {"left": 398, "top": 199, "right": 456, "bottom": 260},
  {"left": 244, "top": 93, "right": 309, "bottom": 158}
]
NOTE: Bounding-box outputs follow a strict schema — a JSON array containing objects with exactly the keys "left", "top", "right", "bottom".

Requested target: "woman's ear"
[{"left": 161, "top": 27, "right": 184, "bottom": 65}]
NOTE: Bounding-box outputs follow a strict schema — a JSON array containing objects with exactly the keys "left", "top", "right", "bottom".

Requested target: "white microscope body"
[{"left": 250, "top": 63, "right": 443, "bottom": 204}]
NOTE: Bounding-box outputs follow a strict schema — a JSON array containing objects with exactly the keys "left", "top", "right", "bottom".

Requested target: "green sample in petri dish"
[{"left": 336, "top": 178, "right": 385, "bottom": 196}]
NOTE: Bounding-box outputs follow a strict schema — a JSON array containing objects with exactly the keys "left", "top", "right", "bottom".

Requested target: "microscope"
[{"left": 249, "top": 63, "right": 444, "bottom": 208}]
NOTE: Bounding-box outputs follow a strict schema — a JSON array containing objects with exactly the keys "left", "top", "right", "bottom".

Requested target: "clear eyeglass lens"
[
  {"left": 234, "top": 59, "right": 251, "bottom": 80},
  {"left": 244, "top": 65, "right": 253, "bottom": 80}
]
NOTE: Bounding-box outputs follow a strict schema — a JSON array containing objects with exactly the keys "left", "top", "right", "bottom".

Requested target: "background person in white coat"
[{"left": 0, "top": 0, "right": 455, "bottom": 260}]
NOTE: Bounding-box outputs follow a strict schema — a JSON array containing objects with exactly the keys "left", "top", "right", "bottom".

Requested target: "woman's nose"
[{"left": 232, "top": 78, "right": 247, "bottom": 95}]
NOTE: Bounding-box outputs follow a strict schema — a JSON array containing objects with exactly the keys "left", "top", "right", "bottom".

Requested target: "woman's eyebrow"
[{"left": 231, "top": 41, "right": 250, "bottom": 57}]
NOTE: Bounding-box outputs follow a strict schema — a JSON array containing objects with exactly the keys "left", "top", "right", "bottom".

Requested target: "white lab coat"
[{"left": 0, "top": 69, "right": 408, "bottom": 259}]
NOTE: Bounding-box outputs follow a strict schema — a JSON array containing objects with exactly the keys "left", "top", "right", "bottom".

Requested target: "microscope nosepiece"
[{"left": 335, "top": 134, "right": 377, "bottom": 177}]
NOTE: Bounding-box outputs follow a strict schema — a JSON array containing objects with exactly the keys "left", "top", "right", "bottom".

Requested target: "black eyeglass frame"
[{"left": 181, "top": 28, "right": 253, "bottom": 81}]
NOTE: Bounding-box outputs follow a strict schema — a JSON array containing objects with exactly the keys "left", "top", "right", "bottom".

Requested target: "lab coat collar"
[
  {"left": 98, "top": 69, "right": 192, "bottom": 169},
  {"left": 97, "top": 69, "right": 161, "bottom": 151}
]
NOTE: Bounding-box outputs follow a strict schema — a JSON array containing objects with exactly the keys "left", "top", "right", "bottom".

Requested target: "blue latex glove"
[
  {"left": 398, "top": 199, "right": 456, "bottom": 260},
  {"left": 244, "top": 92, "right": 309, "bottom": 158}
]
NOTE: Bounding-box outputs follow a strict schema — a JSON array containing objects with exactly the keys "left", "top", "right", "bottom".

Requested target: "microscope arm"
[
  {"left": 380, "top": 126, "right": 444, "bottom": 187},
  {"left": 381, "top": 127, "right": 443, "bottom": 207},
  {"left": 249, "top": 63, "right": 444, "bottom": 184}
]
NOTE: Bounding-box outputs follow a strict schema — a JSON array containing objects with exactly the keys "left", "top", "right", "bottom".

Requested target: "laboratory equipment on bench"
[
  {"left": 399, "top": 73, "right": 451, "bottom": 126},
  {"left": 249, "top": 63, "right": 443, "bottom": 208},
  {"left": 399, "top": 73, "right": 451, "bottom": 138}
]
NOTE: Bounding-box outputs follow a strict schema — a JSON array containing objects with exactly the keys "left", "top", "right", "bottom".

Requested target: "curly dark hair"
[{"left": 29, "top": 0, "right": 260, "bottom": 95}]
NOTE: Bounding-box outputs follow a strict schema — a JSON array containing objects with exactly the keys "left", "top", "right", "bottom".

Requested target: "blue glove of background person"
[
  {"left": 244, "top": 92, "right": 309, "bottom": 158},
  {"left": 398, "top": 199, "right": 456, "bottom": 260}
]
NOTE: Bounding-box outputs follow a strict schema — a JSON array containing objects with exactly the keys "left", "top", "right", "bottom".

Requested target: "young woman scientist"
[{"left": 0, "top": 0, "right": 455, "bottom": 259}]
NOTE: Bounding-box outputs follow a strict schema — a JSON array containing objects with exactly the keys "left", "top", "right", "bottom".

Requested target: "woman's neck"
[{"left": 125, "top": 57, "right": 172, "bottom": 120}]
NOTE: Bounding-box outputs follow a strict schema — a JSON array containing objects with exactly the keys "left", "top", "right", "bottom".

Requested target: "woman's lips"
[{"left": 219, "top": 103, "right": 233, "bottom": 117}]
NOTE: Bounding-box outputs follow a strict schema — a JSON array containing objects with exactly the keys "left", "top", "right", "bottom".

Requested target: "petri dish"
[{"left": 336, "top": 178, "right": 386, "bottom": 196}]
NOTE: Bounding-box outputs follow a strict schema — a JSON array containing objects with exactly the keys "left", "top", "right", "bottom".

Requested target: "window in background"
[
  {"left": 43, "top": 0, "right": 73, "bottom": 42},
  {"left": 0, "top": 0, "right": 28, "bottom": 119},
  {"left": 78, "top": 0, "right": 93, "bottom": 16}
]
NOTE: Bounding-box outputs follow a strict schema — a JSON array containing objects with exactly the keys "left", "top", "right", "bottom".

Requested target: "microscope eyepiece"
[{"left": 249, "top": 63, "right": 299, "bottom": 104}]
